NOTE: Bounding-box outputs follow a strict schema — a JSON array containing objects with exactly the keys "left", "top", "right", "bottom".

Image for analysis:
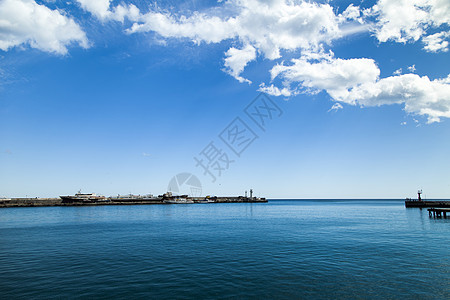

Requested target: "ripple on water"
[{"left": 0, "top": 201, "right": 449, "bottom": 299}]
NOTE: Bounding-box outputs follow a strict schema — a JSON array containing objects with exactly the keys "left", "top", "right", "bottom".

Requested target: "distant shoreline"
[{"left": 2, "top": 198, "right": 450, "bottom": 209}]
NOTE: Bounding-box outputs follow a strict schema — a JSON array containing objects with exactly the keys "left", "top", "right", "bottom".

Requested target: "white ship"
[
  {"left": 163, "top": 193, "right": 194, "bottom": 204},
  {"left": 60, "top": 191, "right": 109, "bottom": 203}
]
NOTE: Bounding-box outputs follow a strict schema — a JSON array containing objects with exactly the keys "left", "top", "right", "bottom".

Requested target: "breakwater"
[
  {"left": 0, "top": 196, "right": 267, "bottom": 208},
  {"left": 404, "top": 200, "right": 450, "bottom": 208}
]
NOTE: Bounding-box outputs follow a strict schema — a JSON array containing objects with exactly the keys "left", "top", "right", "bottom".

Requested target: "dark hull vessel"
[{"left": 60, "top": 191, "right": 109, "bottom": 203}]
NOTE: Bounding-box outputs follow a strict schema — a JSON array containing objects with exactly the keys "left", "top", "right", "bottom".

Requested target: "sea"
[{"left": 0, "top": 200, "right": 449, "bottom": 299}]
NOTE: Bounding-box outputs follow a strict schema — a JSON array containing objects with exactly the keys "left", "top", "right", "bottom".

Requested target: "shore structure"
[
  {"left": 0, "top": 190, "right": 267, "bottom": 208},
  {"left": 428, "top": 208, "right": 450, "bottom": 218},
  {"left": 405, "top": 190, "right": 450, "bottom": 208}
]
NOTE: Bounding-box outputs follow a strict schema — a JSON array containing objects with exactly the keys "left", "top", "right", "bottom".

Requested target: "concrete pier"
[
  {"left": 0, "top": 195, "right": 267, "bottom": 208},
  {"left": 0, "top": 198, "right": 62, "bottom": 207},
  {"left": 405, "top": 200, "right": 450, "bottom": 208}
]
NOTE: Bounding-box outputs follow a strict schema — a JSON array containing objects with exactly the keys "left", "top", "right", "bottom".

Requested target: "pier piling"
[{"left": 427, "top": 208, "right": 449, "bottom": 218}]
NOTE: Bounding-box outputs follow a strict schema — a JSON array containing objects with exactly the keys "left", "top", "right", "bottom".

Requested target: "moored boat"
[
  {"left": 196, "top": 198, "right": 215, "bottom": 203},
  {"left": 163, "top": 195, "right": 194, "bottom": 204},
  {"left": 109, "top": 194, "right": 162, "bottom": 202},
  {"left": 60, "top": 191, "right": 109, "bottom": 203}
]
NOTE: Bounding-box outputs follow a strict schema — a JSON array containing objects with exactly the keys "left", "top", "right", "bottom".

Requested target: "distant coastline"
[{"left": 3, "top": 197, "right": 450, "bottom": 208}]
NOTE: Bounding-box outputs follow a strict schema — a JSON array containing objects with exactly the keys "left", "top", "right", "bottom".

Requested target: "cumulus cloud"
[
  {"left": 76, "top": 0, "right": 140, "bottom": 22},
  {"left": 0, "top": 0, "right": 89, "bottom": 54},
  {"left": 339, "top": 4, "right": 363, "bottom": 24},
  {"left": 258, "top": 83, "right": 293, "bottom": 97},
  {"left": 422, "top": 31, "right": 450, "bottom": 52},
  {"left": 76, "top": 0, "right": 111, "bottom": 20},
  {"left": 223, "top": 44, "right": 256, "bottom": 83},
  {"left": 3, "top": 0, "right": 448, "bottom": 123},
  {"left": 267, "top": 53, "right": 450, "bottom": 123},
  {"left": 345, "top": 74, "right": 450, "bottom": 123},
  {"left": 127, "top": 10, "right": 236, "bottom": 44},
  {"left": 127, "top": 0, "right": 346, "bottom": 59},
  {"left": 368, "top": 0, "right": 450, "bottom": 44},
  {"left": 121, "top": 0, "right": 450, "bottom": 122},
  {"left": 268, "top": 52, "right": 380, "bottom": 104}
]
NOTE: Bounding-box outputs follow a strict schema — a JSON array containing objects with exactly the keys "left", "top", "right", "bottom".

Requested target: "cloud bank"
[{"left": 1, "top": 0, "right": 449, "bottom": 122}]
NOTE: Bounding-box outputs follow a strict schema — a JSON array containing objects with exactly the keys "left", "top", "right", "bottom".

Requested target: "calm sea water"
[{"left": 0, "top": 200, "right": 449, "bottom": 299}]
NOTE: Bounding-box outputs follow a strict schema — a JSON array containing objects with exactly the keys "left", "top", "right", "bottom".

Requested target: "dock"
[
  {"left": 0, "top": 194, "right": 267, "bottom": 208},
  {"left": 428, "top": 208, "right": 450, "bottom": 218},
  {"left": 0, "top": 198, "right": 62, "bottom": 207},
  {"left": 405, "top": 190, "right": 450, "bottom": 208},
  {"left": 405, "top": 200, "right": 450, "bottom": 208}
]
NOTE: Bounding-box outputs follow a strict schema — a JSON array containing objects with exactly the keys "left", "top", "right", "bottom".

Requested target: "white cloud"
[
  {"left": 128, "top": 0, "right": 346, "bottom": 59},
  {"left": 408, "top": 64, "right": 416, "bottom": 72},
  {"left": 368, "top": 0, "right": 450, "bottom": 44},
  {"left": 121, "top": 0, "right": 450, "bottom": 122},
  {"left": 77, "top": 0, "right": 111, "bottom": 20},
  {"left": 21, "top": 0, "right": 445, "bottom": 123},
  {"left": 266, "top": 53, "right": 450, "bottom": 122},
  {"left": 0, "top": 0, "right": 89, "bottom": 54},
  {"left": 76, "top": 0, "right": 140, "bottom": 22},
  {"left": 127, "top": 11, "right": 237, "bottom": 44},
  {"left": 339, "top": 4, "right": 363, "bottom": 24},
  {"left": 328, "top": 103, "right": 343, "bottom": 112},
  {"left": 268, "top": 53, "right": 380, "bottom": 104},
  {"left": 223, "top": 44, "right": 256, "bottom": 84},
  {"left": 422, "top": 31, "right": 450, "bottom": 52},
  {"left": 258, "top": 83, "right": 293, "bottom": 97},
  {"left": 345, "top": 74, "right": 450, "bottom": 123},
  {"left": 111, "top": 3, "right": 140, "bottom": 22}
]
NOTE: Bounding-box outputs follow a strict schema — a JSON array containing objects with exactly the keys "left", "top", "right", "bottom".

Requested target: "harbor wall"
[
  {"left": 0, "top": 196, "right": 267, "bottom": 208},
  {"left": 0, "top": 198, "right": 62, "bottom": 207},
  {"left": 405, "top": 200, "right": 450, "bottom": 208}
]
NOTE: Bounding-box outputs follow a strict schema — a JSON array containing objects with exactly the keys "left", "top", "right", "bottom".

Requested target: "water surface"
[{"left": 0, "top": 200, "right": 449, "bottom": 299}]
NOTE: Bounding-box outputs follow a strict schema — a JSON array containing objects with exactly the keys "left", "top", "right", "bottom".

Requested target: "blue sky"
[{"left": 0, "top": 0, "right": 449, "bottom": 198}]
